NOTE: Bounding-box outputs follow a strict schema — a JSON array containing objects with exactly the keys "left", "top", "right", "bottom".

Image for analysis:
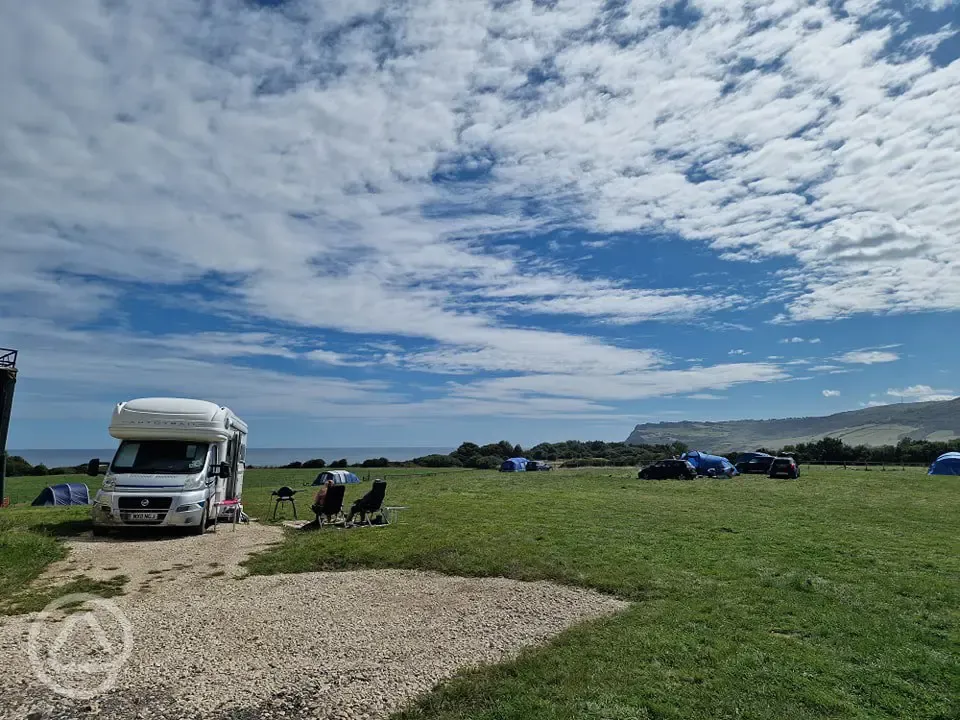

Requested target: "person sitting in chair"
[{"left": 311, "top": 479, "right": 334, "bottom": 513}]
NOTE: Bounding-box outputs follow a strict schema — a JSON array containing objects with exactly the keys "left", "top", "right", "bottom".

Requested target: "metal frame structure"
[{"left": 0, "top": 348, "right": 19, "bottom": 504}]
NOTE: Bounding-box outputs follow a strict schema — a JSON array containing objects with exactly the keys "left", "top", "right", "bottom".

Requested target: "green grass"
[
  {"left": 0, "top": 503, "right": 125, "bottom": 615},
  {"left": 3, "top": 466, "right": 958, "bottom": 717},
  {"left": 243, "top": 466, "right": 960, "bottom": 720}
]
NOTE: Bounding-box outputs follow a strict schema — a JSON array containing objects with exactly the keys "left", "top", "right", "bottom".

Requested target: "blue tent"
[
  {"left": 681, "top": 451, "right": 739, "bottom": 477},
  {"left": 500, "top": 457, "right": 528, "bottom": 472},
  {"left": 928, "top": 452, "right": 960, "bottom": 476},
  {"left": 31, "top": 483, "right": 91, "bottom": 506},
  {"left": 313, "top": 470, "right": 361, "bottom": 485}
]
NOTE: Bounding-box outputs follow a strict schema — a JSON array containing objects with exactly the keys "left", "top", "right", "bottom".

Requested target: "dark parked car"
[
  {"left": 638, "top": 459, "right": 697, "bottom": 480},
  {"left": 526, "top": 460, "right": 552, "bottom": 471},
  {"left": 768, "top": 456, "right": 800, "bottom": 479},
  {"left": 734, "top": 452, "right": 775, "bottom": 474}
]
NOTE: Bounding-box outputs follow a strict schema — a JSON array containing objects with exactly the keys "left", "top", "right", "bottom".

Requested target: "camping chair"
[
  {"left": 346, "top": 479, "right": 387, "bottom": 526},
  {"left": 214, "top": 497, "right": 243, "bottom": 532},
  {"left": 311, "top": 484, "right": 346, "bottom": 527},
  {"left": 271, "top": 486, "right": 299, "bottom": 520}
]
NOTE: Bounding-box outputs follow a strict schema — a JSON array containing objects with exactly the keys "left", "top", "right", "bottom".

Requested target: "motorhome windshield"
[{"left": 111, "top": 440, "right": 210, "bottom": 474}]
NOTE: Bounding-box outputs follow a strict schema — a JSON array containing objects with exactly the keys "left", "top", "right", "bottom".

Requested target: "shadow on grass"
[{"left": 31, "top": 518, "right": 95, "bottom": 538}]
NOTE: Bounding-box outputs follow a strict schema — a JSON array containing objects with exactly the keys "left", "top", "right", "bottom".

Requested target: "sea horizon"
[{"left": 9, "top": 447, "right": 455, "bottom": 468}]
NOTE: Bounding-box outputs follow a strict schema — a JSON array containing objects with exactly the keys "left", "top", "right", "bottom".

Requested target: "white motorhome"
[{"left": 89, "top": 398, "right": 247, "bottom": 535}]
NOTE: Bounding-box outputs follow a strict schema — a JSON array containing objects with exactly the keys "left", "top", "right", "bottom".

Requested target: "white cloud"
[
  {"left": 305, "top": 349, "right": 366, "bottom": 366},
  {"left": 508, "top": 288, "right": 741, "bottom": 324},
  {"left": 449, "top": 362, "right": 788, "bottom": 402},
  {"left": 886, "top": 385, "right": 957, "bottom": 402},
  {"left": 822, "top": 389, "right": 841, "bottom": 397},
  {"left": 809, "top": 338, "right": 822, "bottom": 344},
  {"left": 838, "top": 350, "right": 901, "bottom": 364},
  {"left": 687, "top": 393, "right": 726, "bottom": 400},
  {"left": 728, "top": 349, "right": 749, "bottom": 356},
  {"left": 810, "top": 364, "right": 841, "bottom": 372},
  {"left": 780, "top": 337, "right": 807, "bottom": 344}
]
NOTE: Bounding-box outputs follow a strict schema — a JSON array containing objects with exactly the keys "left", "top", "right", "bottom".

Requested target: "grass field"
[{"left": 2, "top": 466, "right": 958, "bottom": 718}]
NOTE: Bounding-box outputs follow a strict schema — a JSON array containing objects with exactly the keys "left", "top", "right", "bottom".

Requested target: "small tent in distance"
[
  {"left": 928, "top": 452, "right": 960, "bottom": 476},
  {"left": 500, "top": 457, "right": 528, "bottom": 472},
  {"left": 31, "top": 483, "right": 91, "bottom": 506},
  {"left": 313, "top": 470, "right": 361, "bottom": 485}
]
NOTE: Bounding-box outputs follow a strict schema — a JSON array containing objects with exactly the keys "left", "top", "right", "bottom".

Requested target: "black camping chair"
[
  {"left": 346, "top": 479, "right": 387, "bottom": 526},
  {"left": 271, "top": 486, "right": 299, "bottom": 520},
  {"left": 311, "top": 484, "right": 346, "bottom": 527}
]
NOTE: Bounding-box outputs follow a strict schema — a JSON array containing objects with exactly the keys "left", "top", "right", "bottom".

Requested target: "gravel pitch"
[{"left": 1, "top": 524, "right": 627, "bottom": 720}]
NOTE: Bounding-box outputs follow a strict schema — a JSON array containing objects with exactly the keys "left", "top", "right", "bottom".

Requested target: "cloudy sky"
[{"left": 2, "top": 0, "right": 958, "bottom": 449}]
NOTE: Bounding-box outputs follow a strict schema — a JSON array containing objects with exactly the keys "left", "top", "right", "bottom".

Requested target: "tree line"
[
  {"left": 412, "top": 440, "right": 693, "bottom": 469},
  {"left": 3, "top": 454, "right": 84, "bottom": 477},
  {"left": 5, "top": 435, "right": 955, "bottom": 478},
  {"left": 763, "top": 436, "right": 959, "bottom": 464}
]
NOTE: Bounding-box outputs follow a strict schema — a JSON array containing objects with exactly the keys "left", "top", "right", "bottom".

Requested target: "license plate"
[{"left": 129, "top": 512, "right": 159, "bottom": 521}]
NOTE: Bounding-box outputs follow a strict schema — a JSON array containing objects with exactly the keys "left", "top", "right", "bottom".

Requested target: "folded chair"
[
  {"left": 271, "top": 486, "right": 299, "bottom": 520},
  {"left": 311, "top": 484, "right": 346, "bottom": 527},
  {"left": 346, "top": 479, "right": 387, "bottom": 526}
]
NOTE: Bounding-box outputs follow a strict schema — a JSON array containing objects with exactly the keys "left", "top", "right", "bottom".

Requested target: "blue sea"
[{"left": 9, "top": 447, "right": 454, "bottom": 468}]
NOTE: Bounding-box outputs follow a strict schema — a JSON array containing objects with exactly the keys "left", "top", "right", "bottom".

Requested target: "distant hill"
[{"left": 625, "top": 398, "right": 960, "bottom": 452}]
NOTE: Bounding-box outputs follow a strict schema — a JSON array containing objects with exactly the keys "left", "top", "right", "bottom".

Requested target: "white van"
[{"left": 89, "top": 397, "right": 247, "bottom": 535}]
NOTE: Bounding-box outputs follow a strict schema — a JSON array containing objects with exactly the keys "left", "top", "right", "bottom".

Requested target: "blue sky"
[{"left": 1, "top": 0, "right": 958, "bottom": 449}]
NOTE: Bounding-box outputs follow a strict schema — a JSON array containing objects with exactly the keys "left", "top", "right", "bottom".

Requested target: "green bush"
[
  {"left": 361, "top": 457, "right": 390, "bottom": 468},
  {"left": 413, "top": 454, "right": 463, "bottom": 468},
  {"left": 4, "top": 455, "right": 34, "bottom": 477},
  {"left": 301, "top": 458, "right": 326, "bottom": 469},
  {"left": 473, "top": 455, "right": 504, "bottom": 470}
]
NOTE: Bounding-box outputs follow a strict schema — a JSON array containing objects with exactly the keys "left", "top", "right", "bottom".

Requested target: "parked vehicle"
[
  {"left": 526, "top": 460, "right": 552, "bottom": 471},
  {"left": 734, "top": 452, "right": 775, "bottom": 474},
  {"left": 638, "top": 459, "right": 697, "bottom": 480},
  {"left": 88, "top": 397, "right": 247, "bottom": 535},
  {"left": 768, "top": 456, "right": 800, "bottom": 479}
]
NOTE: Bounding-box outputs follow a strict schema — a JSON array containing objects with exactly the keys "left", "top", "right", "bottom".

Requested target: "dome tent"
[
  {"left": 31, "top": 483, "right": 91, "bottom": 506},
  {"left": 312, "top": 470, "right": 361, "bottom": 485},
  {"left": 928, "top": 452, "right": 960, "bottom": 476},
  {"left": 499, "top": 457, "right": 528, "bottom": 472},
  {"left": 681, "top": 451, "right": 739, "bottom": 477}
]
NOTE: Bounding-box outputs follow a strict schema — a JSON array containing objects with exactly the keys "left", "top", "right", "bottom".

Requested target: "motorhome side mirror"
[
  {"left": 87, "top": 458, "right": 100, "bottom": 477},
  {"left": 219, "top": 462, "right": 230, "bottom": 478}
]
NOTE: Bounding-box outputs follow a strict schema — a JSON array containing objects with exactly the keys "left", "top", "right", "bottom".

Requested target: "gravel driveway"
[{"left": 1, "top": 524, "right": 626, "bottom": 720}]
